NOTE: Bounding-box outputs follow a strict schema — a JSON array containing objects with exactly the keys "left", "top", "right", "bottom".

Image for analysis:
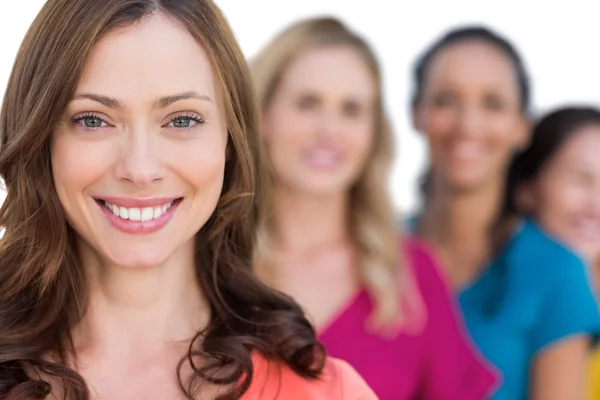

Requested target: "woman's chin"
[
  {"left": 445, "top": 170, "right": 493, "bottom": 194},
  {"left": 98, "top": 242, "right": 184, "bottom": 271},
  {"left": 106, "top": 255, "right": 170, "bottom": 270},
  {"left": 74, "top": 229, "right": 198, "bottom": 272}
]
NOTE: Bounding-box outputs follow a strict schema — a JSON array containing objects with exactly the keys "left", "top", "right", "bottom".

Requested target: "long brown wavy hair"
[
  {"left": 0, "top": 1, "right": 324, "bottom": 399},
  {"left": 251, "top": 17, "right": 421, "bottom": 328}
]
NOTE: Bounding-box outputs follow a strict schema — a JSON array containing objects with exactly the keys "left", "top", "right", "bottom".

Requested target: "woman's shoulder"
[
  {"left": 508, "top": 218, "right": 588, "bottom": 282},
  {"left": 513, "top": 218, "right": 584, "bottom": 266},
  {"left": 244, "top": 355, "right": 377, "bottom": 400},
  {"left": 394, "top": 235, "right": 454, "bottom": 331},
  {"left": 401, "top": 236, "right": 448, "bottom": 292}
]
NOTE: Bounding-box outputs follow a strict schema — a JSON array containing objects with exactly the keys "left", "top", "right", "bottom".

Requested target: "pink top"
[
  {"left": 243, "top": 355, "right": 378, "bottom": 399},
  {"left": 319, "top": 237, "right": 498, "bottom": 400}
]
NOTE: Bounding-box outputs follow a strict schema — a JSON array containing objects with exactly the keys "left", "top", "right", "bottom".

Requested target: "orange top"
[{"left": 243, "top": 355, "right": 378, "bottom": 400}]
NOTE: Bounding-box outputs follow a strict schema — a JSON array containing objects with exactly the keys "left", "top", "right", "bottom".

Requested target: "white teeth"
[
  {"left": 141, "top": 207, "right": 153, "bottom": 222},
  {"left": 102, "top": 200, "right": 176, "bottom": 222},
  {"left": 128, "top": 208, "right": 141, "bottom": 221}
]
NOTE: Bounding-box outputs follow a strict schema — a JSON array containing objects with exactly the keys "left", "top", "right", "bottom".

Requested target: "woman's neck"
[
  {"left": 72, "top": 238, "right": 209, "bottom": 359},
  {"left": 273, "top": 185, "right": 351, "bottom": 255},
  {"left": 420, "top": 178, "right": 505, "bottom": 288},
  {"left": 270, "top": 185, "right": 362, "bottom": 330}
]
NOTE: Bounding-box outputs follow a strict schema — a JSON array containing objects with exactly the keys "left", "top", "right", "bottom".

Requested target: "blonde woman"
[{"left": 251, "top": 17, "right": 497, "bottom": 400}]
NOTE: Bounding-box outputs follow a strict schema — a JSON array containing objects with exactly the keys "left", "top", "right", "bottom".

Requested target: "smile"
[
  {"left": 101, "top": 200, "right": 175, "bottom": 222},
  {"left": 94, "top": 196, "right": 183, "bottom": 234}
]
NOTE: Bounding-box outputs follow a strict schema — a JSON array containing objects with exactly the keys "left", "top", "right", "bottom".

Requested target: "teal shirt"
[{"left": 408, "top": 217, "right": 600, "bottom": 400}]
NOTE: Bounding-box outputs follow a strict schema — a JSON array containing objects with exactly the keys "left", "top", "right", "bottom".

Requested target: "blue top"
[{"left": 407, "top": 217, "right": 600, "bottom": 400}]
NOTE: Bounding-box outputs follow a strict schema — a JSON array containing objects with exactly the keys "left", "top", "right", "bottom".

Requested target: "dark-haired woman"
[
  {"left": 500, "top": 106, "right": 600, "bottom": 400},
  {"left": 0, "top": 1, "right": 377, "bottom": 399},
  {"left": 408, "top": 27, "right": 600, "bottom": 400}
]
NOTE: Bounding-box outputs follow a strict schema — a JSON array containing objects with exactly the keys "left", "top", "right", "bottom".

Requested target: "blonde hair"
[{"left": 251, "top": 17, "right": 418, "bottom": 327}]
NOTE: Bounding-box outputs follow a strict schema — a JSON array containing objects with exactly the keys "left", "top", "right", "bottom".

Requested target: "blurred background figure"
[
  {"left": 500, "top": 106, "right": 600, "bottom": 400},
  {"left": 250, "top": 17, "right": 497, "bottom": 400},
  {"left": 213, "top": 0, "right": 600, "bottom": 216},
  {"left": 408, "top": 26, "right": 600, "bottom": 400},
  {"left": 2, "top": 2, "right": 600, "bottom": 399},
  {"left": 3, "top": 1, "right": 600, "bottom": 215},
  {"left": 503, "top": 107, "right": 600, "bottom": 289}
]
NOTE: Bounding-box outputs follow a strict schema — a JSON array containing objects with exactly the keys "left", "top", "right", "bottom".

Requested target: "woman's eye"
[
  {"left": 82, "top": 117, "right": 106, "bottom": 128},
  {"left": 166, "top": 115, "right": 204, "bottom": 129},
  {"left": 71, "top": 114, "right": 109, "bottom": 130},
  {"left": 170, "top": 117, "right": 195, "bottom": 128},
  {"left": 431, "top": 93, "right": 455, "bottom": 108},
  {"left": 484, "top": 95, "right": 506, "bottom": 111},
  {"left": 296, "top": 95, "right": 319, "bottom": 111}
]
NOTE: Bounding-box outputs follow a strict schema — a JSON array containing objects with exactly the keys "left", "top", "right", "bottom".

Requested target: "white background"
[{"left": 1, "top": 1, "right": 599, "bottom": 213}]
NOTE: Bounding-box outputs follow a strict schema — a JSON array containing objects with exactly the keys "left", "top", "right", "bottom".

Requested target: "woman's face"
[
  {"left": 414, "top": 40, "right": 528, "bottom": 192},
  {"left": 51, "top": 14, "right": 228, "bottom": 269},
  {"left": 261, "top": 45, "right": 376, "bottom": 197},
  {"left": 522, "top": 125, "right": 600, "bottom": 264}
]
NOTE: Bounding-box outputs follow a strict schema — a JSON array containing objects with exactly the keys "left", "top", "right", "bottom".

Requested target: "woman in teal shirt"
[
  {"left": 499, "top": 106, "right": 600, "bottom": 399},
  {"left": 459, "top": 218, "right": 600, "bottom": 400},
  {"left": 408, "top": 26, "right": 600, "bottom": 400}
]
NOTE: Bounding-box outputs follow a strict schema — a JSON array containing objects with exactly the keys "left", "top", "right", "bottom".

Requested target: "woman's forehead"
[{"left": 75, "top": 14, "right": 219, "bottom": 110}]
